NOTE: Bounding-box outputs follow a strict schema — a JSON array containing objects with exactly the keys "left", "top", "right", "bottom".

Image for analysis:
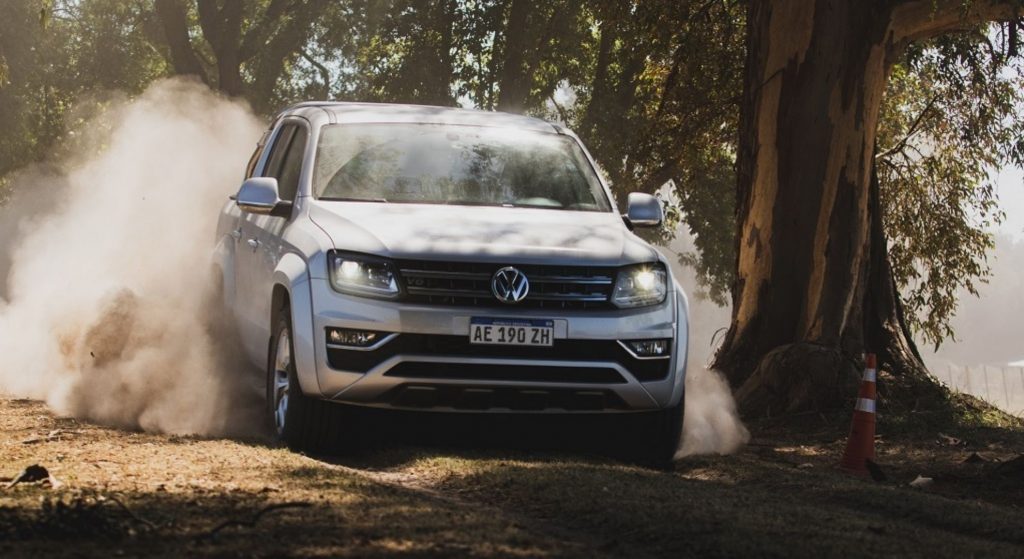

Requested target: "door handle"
[
  {"left": 230, "top": 228, "right": 242, "bottom": 240},
  {"left": 246, "top": 238, "right": 261, "bottom": 249}
]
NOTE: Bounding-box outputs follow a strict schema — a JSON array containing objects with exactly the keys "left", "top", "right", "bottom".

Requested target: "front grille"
[
  {"left": 326, "top": 334, "right": 671, "bottom": 382},
  {"left": 396, "top": 259, "right": 617, "bottom": 310}
]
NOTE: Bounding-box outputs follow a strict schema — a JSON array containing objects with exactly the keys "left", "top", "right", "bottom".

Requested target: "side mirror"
[
  {"left": 624, "top": 192, "right": 663, "bottom": 228},
  {"left": 235, "top": 177, "right": 292, "bottom": 218}
]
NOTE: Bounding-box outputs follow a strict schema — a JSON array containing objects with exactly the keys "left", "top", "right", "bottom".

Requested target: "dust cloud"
[
  {"left": 0, "top": 78, "right": 265, "bottom": 436},
  {"left": 0, "top": 77, "right": 750, "bottom": 454},
  {"left": 658, "top": 238, "right": 750, "bottom": 457},
  {"left": 677, "top": 366, "right": 750, "bottom": 457}
]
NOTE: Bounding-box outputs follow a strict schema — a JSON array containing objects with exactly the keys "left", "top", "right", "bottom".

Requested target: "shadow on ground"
[{"left": 3, "top": 398, "right": 1024, "bottom": 558}]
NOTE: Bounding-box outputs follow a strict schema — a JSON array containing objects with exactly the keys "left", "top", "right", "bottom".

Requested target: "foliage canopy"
[{"left": 1, "top": 0, "right": 1021, "bottom": 348}]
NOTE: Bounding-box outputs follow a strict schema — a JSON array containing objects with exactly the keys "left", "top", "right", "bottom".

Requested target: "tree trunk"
[
  {"left": 712, "top": 0, "right": 1018, "bottom": 416},
  {"left": 248, "top": 6, "right": 324, "bottom": 113},
  {"left": 196, "top": 0, "right": 245, "bottom": 97},
  {"left": 495, "top": 0, "right": 533, "bottom": 113},
  {"left": 432, "top": 0, "right": 457, "bottom": 105},
  {"left": 578, "top": 18, "right": 614, "bottom": 140},
  {"left": 154, "top": 0, "right": 209, "bottom": 85}
]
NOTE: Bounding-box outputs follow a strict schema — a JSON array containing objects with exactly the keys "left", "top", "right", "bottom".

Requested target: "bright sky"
[{"left": 996, "top": 166, "right": 1024, "bottom": 241}]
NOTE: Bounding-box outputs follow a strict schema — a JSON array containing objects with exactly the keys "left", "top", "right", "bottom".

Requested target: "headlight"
[
  {"left": 611, "top": 263, "right": 667, "bottom": 308},
  {"left": 327, "top": 251, "right": 400, "bottom": 299}
]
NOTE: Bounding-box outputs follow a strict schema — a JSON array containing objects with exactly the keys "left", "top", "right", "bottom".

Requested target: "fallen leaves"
[
  {"left": 21, "top": 429, "right": 80, "bottom": 445},
  {"left": 936, "top": 433, "right": 966, "bottom": 447},
  {"left": 909, "top": 475, "right": 934, "bottom": 489}
]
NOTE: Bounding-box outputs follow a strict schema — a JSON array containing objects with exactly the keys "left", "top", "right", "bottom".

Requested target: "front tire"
[
  {"left": 621, "top": 398, "right": 684, "bottom": 470},
  {"left": 268, "top": 303, "right": 352, "bottom": 454},
  {"left": 645, "top": 398, "right": 685, "bottom": 469}
]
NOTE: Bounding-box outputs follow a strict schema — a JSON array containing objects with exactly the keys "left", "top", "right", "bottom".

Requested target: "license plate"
[{"left": 469, "top": 318, "right": 554, "bottom": 347}]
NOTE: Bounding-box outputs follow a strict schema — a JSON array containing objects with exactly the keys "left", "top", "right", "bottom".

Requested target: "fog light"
[
  {"left": 621, "top": 339, "right": 671, "bottom": 358},
  {"left": 326, "top": 327, "right": 385, "bottom": 347}
]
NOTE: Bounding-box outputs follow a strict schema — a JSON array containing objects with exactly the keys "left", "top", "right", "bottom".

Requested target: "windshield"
[{"left": 313, "top": 123, "right": 612, "bottom": 211}]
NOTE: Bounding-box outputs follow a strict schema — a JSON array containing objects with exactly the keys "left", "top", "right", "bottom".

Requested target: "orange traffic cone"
[{"left": 840, "top": 353, "right": 877, "bottom": 476}]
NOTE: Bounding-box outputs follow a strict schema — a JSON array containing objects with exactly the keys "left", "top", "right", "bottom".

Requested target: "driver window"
[
  {"left": 262, "top": 124, "right": 295, "bottom": 180},
  {"left": 276, "top": 126, "right": 308, "bottom": 202}
]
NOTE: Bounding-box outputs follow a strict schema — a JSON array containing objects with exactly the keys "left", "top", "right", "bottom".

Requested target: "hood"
[{"left": 307, "top": 201, "right": 659, "bottom": 266}]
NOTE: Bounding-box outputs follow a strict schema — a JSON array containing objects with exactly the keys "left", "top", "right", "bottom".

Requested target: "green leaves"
[
  {"left": 877, "top": 27, "right": 1023, "bottom": 348},
  {"left": 2, "top": 0, "right": 1020, "bottom": 352}
]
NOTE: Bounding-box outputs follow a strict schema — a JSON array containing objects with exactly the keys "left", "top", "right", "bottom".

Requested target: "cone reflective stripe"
[
  {"left": 840, "top": 353, "right": 878, "bottom": 476},
  {"left": 855, "top": 398, "right": 876, "bottom": 413}
]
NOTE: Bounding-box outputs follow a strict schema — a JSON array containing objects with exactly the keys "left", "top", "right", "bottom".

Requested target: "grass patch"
[{"left": 393, "top": 450, "right": 1024, "bottom": 558}]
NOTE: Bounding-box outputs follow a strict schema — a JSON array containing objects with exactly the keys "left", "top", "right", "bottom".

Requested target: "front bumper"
[{"left": 305, "top": 277, "right": 688, "bottom": 412}]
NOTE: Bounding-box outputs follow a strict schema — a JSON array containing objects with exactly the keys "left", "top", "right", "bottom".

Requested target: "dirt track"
[{"left": 2, "top": 397, "right": 1023, "bottom": 558}]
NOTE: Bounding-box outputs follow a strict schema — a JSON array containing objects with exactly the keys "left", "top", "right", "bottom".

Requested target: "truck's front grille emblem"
[{"left": 491, "top": 267, "right": 529, "bottom": 304}]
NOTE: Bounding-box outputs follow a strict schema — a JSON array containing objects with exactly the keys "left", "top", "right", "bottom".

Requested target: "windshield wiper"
[
  {"left": 320, "top": 196, "right": 388, "bottom": 203},
  {"left": 501, "top": 201, "right": 564, "bottom": 209},
  {"left": 442, "top": 199, "right": 500, "bottom": 206}
]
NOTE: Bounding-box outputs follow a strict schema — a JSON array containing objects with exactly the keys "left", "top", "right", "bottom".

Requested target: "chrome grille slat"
[
  {"left": 528, "top": 294, "right": 609, "bottom": 302},
  {"left": 528, "top": 276, "right": 613, "bottom": 285},
  {"left": 406, "top": 287, "right": 492, "bottom": 298},
  {"left": 396, "top": 259, "right": 617, "bottom": 310},
  {"left": 400, "top": 269, "right": 491, "bottom": 280}
]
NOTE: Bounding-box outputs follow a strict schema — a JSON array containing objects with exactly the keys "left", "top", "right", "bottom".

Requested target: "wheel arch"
[
  {"left": 211, "top": 235, "right": 237, "bottom": 309},
  {"left": 271, "top": 284, "right": 290, "bottom": 322},
  {"left": 270, "top": 252, "right": 321, "bottom": 396},
  {"left": 669, "top": 282, "right": 690, "bottom": 407}
]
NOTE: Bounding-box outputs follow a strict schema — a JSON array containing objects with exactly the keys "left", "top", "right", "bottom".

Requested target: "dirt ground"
[{"left": 1, "top": 397, "right": 1023, "bottom": 558}]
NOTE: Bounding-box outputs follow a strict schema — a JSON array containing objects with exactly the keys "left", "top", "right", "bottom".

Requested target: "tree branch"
[
  {"left": 246, "top": 3, "right": 323, "bottom": 110},
  {"left": 195, "top": 0, "right": 222, "bottom": 52},
  {"left": 875, "top": 95, "right": 938, "bottom": 160},
  {"left": 299, "top": 48, "right": 331, "bottom": 99},
  {"left": 240, "top": 0, "right": 295, "bottom": 61},
  {"left": 891, "top": 0, "right": 1020, "bottom": 44},
  {"left": 193, "top": 0, "right": 246, "bottom": 95},
  {"left": 196, "top": 0, "right": 243, "bottom": 57},
  {"left": 656, "top": 42, "right": 686, "bottom": 117},
  {"left": 548, "top": 93, "right": 570, "bottom": 123},
  {"left": 197, "top": 502, "right": 312, "bottom": 541}
]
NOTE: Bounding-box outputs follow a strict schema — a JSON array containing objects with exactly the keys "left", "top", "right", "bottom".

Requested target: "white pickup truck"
[{"left": 214, "top": 102, "right": 690, "bottom": 464}]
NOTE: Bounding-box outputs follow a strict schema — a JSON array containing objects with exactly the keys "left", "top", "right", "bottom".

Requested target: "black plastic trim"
[
  {"left": 325, "top": 334, "right": 671, "bottom": 381},
  {"left": 383, "top": 362, "right": 626, "bottom": 384}
]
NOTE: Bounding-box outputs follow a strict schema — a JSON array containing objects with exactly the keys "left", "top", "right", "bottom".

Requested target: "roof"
[{"left": 282, "top": 101, "right": 561, "bottom": 133}]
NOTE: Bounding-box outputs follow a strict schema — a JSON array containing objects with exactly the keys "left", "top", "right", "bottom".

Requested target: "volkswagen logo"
[{"left": 491, "top": 266, "right": 529, "bottom": 304}]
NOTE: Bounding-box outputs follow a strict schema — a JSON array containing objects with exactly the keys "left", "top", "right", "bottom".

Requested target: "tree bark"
[
  {"left": 579, "top": 18, "right": 614, "bottom": 139},
  {"left": 496, "top": 0, "right": 534, "bottom": 112},
  {"left": 196, "top": 0, "right": 245, "bottom": 96},
  {"left": 154, "top": 0, "right": 209, "bottom": 85},
  {"left": 712, "top": 0, "right": 1019, "bottom": 415},
  {"left": 153, "top": 0, "right": 325, "bottom": 105}
]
